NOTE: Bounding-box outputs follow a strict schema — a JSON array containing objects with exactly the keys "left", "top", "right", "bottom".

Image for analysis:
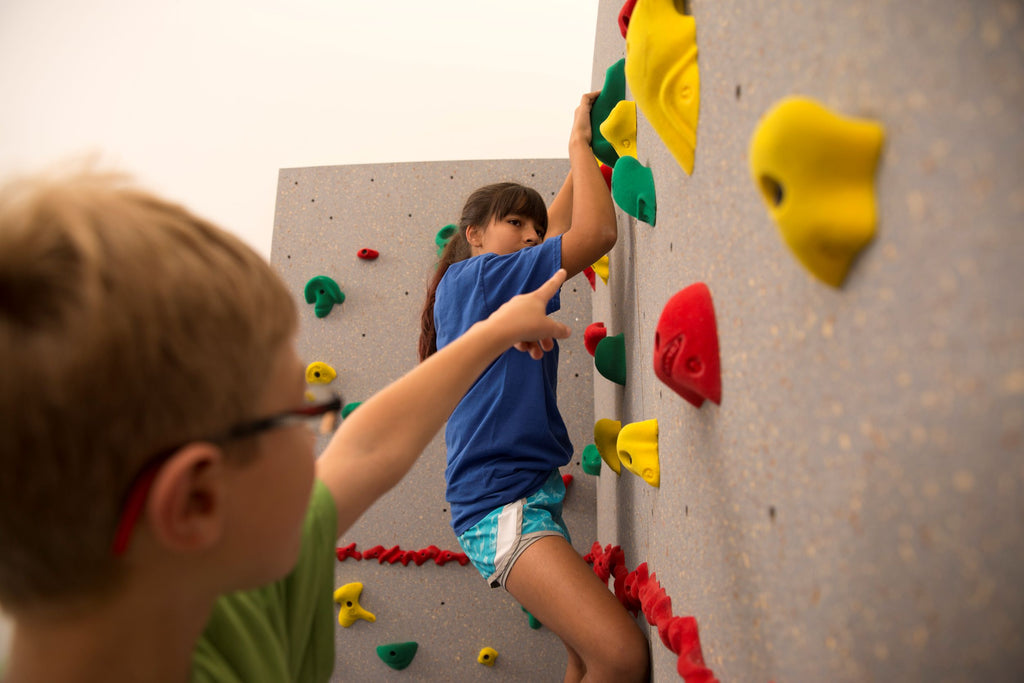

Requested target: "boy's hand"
[
  {"left": 570, "top": 91, "right": 601, "bottom": 148},
  {"left": 491, "top": 269, "right": 571, "bottom": 360}
]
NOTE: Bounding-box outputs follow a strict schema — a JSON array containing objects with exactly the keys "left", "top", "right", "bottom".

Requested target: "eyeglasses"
[{"left": 111, "top": 394, "right": 343, "bottom": 555}]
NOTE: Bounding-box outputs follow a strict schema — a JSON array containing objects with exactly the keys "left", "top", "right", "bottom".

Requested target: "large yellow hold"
[
  {"left": 624, "top": 0, "right": 700, "bottom": 174},
  {"left": 749, "top": 97, "right": 885, "bottom": 287},
  {"left": 617, "top": 419, "right": 660, "bottom": 488}
]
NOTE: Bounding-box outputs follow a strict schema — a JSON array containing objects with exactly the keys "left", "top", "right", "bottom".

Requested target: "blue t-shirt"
[{"left": 434, "top": 235, "right": 573, "bottom": 536}]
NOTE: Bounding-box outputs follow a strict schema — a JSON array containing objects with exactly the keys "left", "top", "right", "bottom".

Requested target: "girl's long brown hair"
[{"left": 418, "top": 182, "right": 548, "bottom": 361}]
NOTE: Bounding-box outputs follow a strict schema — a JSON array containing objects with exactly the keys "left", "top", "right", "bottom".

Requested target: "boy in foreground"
[{"left": 0, "top": 169, "right": 570, "bottom": 682}]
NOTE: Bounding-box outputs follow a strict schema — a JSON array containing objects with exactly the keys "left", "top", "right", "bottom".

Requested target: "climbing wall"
[
  {"left": 589, "top": 0, "right": 1024, "bottom": 681},
  {"left": 270, "top": 160, "right": 597, "bottom": 680}
]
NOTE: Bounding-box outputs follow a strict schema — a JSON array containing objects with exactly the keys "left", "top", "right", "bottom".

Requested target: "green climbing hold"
[
  {"left": 581, "top": 444, "right": 602, "bottom": 476},
  {"left": 341, "top": 401, "right": 362, "bottom": 419},
  {"left": 303, "top": 276, "right": 345, "bottom": 318},
  {"left": 595, "top": 333, "right": 627, "bottom": 386},
  {"left": 521, "top": 606, "right": 542, "bottom": 630},
  {"left": 611, "top": 156, "right": 657, "bottom": 226},
  {"left": 435, "top": 223, "right": 458, "bottom": 256},
  {"left": 376, "top": 642, "right": 419, "bottom": 671},
  {"left": 591, "top": 58, "right": 626, "bottom": 168}
]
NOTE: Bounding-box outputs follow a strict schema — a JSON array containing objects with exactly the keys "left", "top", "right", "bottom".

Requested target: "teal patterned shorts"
[{"left": 457, "top": 470, "right": 571, "bottom": 589}]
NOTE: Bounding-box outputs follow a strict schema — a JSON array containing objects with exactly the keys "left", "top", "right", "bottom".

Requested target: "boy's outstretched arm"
[{"left": 316, "top": 270, "right": 571, "bottom": 537}]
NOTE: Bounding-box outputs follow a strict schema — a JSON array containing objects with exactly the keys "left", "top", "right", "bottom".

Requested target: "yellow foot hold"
[
  {"left": 749, "top": 96, "right": 885, "bottom": 287},
  {"left": 600, "top": 100, "right": 638, "bottom": 160},
  {"left": 333, "top": 581, "right": 376, "bottom": 627},
  {"left": 625, "top": 0, "right": 699, "bottom": 174},
  {"left": 306, "top": 361, "right": 337, "bottom": 385},
  {"left": 477, "top": 646, "right": 499, "bottom": 666},
  {"left": 591, "top": 255, "right": 609, "bottom": 285},
  {"left": 594, "top": 419, "right": 623, "bottom": 474},
  {"left": 617, "top": 419, "right": 660, "bottom": 488}
]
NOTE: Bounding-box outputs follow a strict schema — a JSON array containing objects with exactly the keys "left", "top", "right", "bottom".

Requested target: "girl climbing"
[{"left": 419, "top": 92, "right": 650, "bottom": 682}]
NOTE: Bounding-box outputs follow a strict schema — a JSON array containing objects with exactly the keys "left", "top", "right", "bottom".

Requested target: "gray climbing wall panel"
[
  {"left": 271, "top": 159, "right": 596, "bottom": 680},
  {"left": 591, "top": 0, "right": 1024, "bottom": 681}
]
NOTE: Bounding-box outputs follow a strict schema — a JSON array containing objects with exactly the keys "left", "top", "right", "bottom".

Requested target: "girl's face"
[{"left": 467, "top": 213, "right": 544, "bottom": 257}]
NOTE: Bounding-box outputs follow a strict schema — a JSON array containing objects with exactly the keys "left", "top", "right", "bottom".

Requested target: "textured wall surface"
[
  {"left": 271, "top": 160, "right": 597, "bottom": 680},
  {"left": 590, "top": 0, "right": 1024, "bottom": 681}
]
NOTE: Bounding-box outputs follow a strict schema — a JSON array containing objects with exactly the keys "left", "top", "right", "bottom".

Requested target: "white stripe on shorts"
[{"left": 492, "top": 499, "right": 523, "bottom": 574}]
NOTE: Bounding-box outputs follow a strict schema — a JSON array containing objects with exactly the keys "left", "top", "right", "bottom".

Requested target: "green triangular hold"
[
  {"left": 376, "top": 641, "right": 418, "bottom": 671},
  {"left": 595, "top": 333, "right": 626, "bottom": 386},
  {"left": 581, "top": 443, "right": 602, "bottom": 476},
  {"left": 521, "top": 606, "right": 542, "bottom": 630},
  {"left": 341, "top": 402, "right": 362, "bottom": 419},
  {"left": 611, "top": 157, "right": 657, "bottom": 226},
  {"left": 591, "top": 58, "right": 626, "bottom": 168}
]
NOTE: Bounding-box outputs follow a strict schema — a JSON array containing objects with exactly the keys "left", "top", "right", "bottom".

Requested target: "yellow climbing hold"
[
  {"left": 600, "top": 100, "right": 638, "bottom": 160},
  {"left": 624, "top": 0, "right": 700, "bottom": 174},
  {"left": 617, "top": 419, "right": 660, "bottom": 488},
  {"left": 594, "top": 419, "right": 622, "bottom": 475},
  {"left": 333, "top": 581, "right": 376, "bottom": 627},
  {"left": 749, "top": 96, "right": 885, "bottom": 287},
  {"left": 306, "top": 361, "right": 337, "bottom": 385},
  {"left": 477, "top": 646, "right": 499, "bottom": 666},
  {"left": 591, "top": 255, "right": 610, "bottom": 285}
]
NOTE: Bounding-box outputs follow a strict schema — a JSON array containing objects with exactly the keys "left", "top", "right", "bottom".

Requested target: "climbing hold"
[
  {"left": 304, "top": 390, "right": 316, "bottom": 402},
  {"left": 617, "top": 419, "right": 660, "bottom": 487},
  {"left": 591, "top": 255, "right": 609, "bottom": 284},
  {"left": 624, "top": 0, "right": 700, "bottom": 175},
  {"left": 594, "top": 419, "right": 623, "bottom": 474},
  {"left": 305, "top": 361, "right": 337, "bottom": 385},
  {"left": 521, "top": 606, "right": 542, "bottom": 630},
  {"left": 584, "top": 322, "right": 608, "bottom": 356},
  {"left": 581, "top": 444, "right": 602, "bottom": 476},
  {"left": 341, "top": 401, "right": 362, "bottom": 418},
  {"left": 611, "top": 156, "right": 657, "bottom": 225},
  {"left": 599, "top": 162, "right": 613, "bottom": 191},
  {"left": 477, "top": 646, "right": 499, "bottom": 666},
  {"left": 583, "top": 265, "right": 597, "bottom": 290},
  {"left": 600, "top": 100, "right": 638, "bottom": 160},
  {"left": 333, "top": 582, "right": 376, "bottom": 627},
  {"left": 618, "top": 0, "right": 638, "bottom": 38},
  {"left": 749, "top": 96, "right": 885, "bottom": 287},
  {"left": 376, "top": 642, "right": 418, "bottom": 671},
  {"left": 435, "top": 223, "right": 458, "bottom": 256},
  {"left": 303, "top": 276, "right": 345, "bottom": 318},
  {"left": 336, "top": 542, "right": 363, "bottom": 561},
  {"left": 595, "top": 333, "right": 627, "bottom": 386},
  {"left": 357, "top": 248, "right": 379, "bottom": 260},
  {"left": 653, "top": 283, "right": 721, "bottom": 407},
  {"left": 591, "top": 58, "right": 627, "bottom": 168},
  {"left": 562, "top": 473, "right": 574, "bottom": 490}
]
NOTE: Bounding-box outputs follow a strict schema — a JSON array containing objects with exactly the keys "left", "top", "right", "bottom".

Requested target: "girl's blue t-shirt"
[{"left": 434, "top": 235, "right": 573, "bottom": 536}]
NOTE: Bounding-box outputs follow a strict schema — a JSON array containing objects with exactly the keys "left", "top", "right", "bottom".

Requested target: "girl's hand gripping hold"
[{"left": 491, "top": 269, "right": 572, "bottom": 360}]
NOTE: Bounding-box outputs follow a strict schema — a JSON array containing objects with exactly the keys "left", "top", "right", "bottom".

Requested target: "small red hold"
[
  {"left": 398, "top": 550, "right": 417, "bottom": 566},
  {"left": 420, "top": 545, "right": 441, "bottom": 560},
  {"left": 379, "top": 545, "right": 402, "bottom": 564},
  {"left": 412, "top": 549, "right": 430, "bottom": 566},
  {"left": 454, "top": 552, "right": 470, "bottom": 566},
  {"left": 584, "top": 322, "right": 608, "bottom": 356},
  {"left": 357, "top": 248, "right": 379, "bottom": 260},
  {"left": 363, "top": 544, "right": 386, "bottom": 560},
  {"left": 599, "top": 162, "right": 614, "bottom": 190},
  {"left": 618, "top": 0, "right": 639, "bottom": 38},
  {"left": 583, "top": 266, "right": 597, "bottom": 290},
  {"left": 335, "top": 542, "right": 363, "bottom": 562},
  {"left": 653, "top": 283, "right": 722, "bottom": 407},
  {"left": 436, "top": 550, "right": 456, "bottom": 565},
  {"left": 561, "top": 473, "right": 574, "bottom": 489}
]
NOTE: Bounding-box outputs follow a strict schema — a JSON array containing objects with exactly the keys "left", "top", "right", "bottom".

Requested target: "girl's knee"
[{"left": 593, "top": 623, "right": 650, "bottom": 681}]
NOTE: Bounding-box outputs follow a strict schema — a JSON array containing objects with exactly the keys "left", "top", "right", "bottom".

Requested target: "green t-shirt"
[{"left": 191, "top": 480, "right": 337, "bottom": 682}]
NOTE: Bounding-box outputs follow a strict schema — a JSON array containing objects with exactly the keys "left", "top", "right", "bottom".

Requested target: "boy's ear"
[{"left": 145, "top": 443, "right": 226, "bottom": 553}]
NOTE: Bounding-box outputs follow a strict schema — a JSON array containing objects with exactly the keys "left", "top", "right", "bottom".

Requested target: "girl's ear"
[
  {"left": 465, "top": 224, "right": 481, "bottom": 248},
  {"left": 145, "top": 443, "right": 226, "bottom": 553}
]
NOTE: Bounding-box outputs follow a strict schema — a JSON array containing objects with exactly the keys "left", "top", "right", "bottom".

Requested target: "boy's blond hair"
[{"left": 0, "top": 169, "right": 297, "bottom": 611}]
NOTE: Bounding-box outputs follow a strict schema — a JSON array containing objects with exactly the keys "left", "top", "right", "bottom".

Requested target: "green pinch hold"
[
  {"left": 435, "top": 223, "right": 458, "bottom": 256},
  {"left": 591, "top": 58, "right": 626, "bottom": 168},
  {"left": 304, "top": 276, "right": 345, "bottom": 318},
  {"left": 595, "top": 333, "right": 627, "bottom": 386},
  {"left": 581, "top": 443, "right": 602, "bottom": 476},
  {"left": 611, "top": 156, "right": 657, "bottom": 226},
  {"left": 341, "top": 401, "right": 362, "bottom": 419},
  {"left": 521, "top": 606, "right": 542, "bottom": 630},
  {"left": 376, "top": 641, "right": 419, "bottom": 671}
]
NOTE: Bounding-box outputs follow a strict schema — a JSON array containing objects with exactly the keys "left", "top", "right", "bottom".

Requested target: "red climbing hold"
[
  {"left": 584, "top": 322, "right": 608, "bottom": 356},
  {"left": 363, "top": 545, "right": 386, "bottom": 560},
  {"left": 583, "top": 266, "right": 597, "bottom": 290},
  {"left": 653, "top": 283, "right": 722, "bottom": 407},
  {"left": 379, "top": 545, "right": 402, "bottom": 564},
  {"left": 618, "top": 0, "right": 639, "bottom": 38},
  {"left": 357, "top": 248, "right": 379, "bottom": 260},
  {"left": 599, "top": 162, "right": 614, "bottom": 190},
  {"left": 561, "top": 473, "right": 574, "bottom": 489},
  {"left": 336, "top": 543, "right": 363, "bottom": 561}
]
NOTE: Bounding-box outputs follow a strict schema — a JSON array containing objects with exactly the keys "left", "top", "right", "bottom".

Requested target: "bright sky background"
[{"left": 0, "top": 0, "right": 599, "bottom": 257}]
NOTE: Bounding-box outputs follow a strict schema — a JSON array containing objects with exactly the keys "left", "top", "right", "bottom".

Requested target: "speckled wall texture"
[
  {"left": 271, "top": 160, "right": 597, "bottom": 680},
  {"left": 590, "top": 0, "right": 1024, "bottom": 682}
]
